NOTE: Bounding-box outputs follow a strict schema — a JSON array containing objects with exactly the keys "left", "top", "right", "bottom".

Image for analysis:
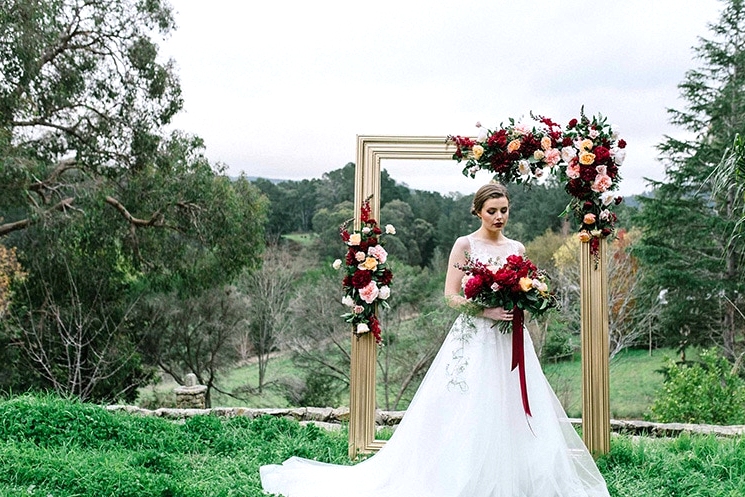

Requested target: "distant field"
[{"left": 137, "top": 346, "right": 680, "bottom": 421}]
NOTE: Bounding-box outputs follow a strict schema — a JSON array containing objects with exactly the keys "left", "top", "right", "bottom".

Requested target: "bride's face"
[{"left": 477, "top": 197, "right": 510, "bottom": 234}]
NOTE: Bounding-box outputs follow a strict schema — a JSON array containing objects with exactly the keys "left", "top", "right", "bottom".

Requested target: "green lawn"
[{"left": 1, "top": 394, "right": 744, "bottom": 497}]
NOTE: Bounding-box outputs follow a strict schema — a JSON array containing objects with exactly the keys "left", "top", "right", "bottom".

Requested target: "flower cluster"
[
  {"left": 335, "top": 196, "right": 395, "bottom": 344},
  {"left": 448, "top": 109, "right": 626, "bottom": 258},
  {"left": 456, "top": 253, "right": 556, "bottom": 332}
]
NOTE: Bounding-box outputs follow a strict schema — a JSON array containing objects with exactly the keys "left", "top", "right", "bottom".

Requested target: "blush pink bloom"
[
  {"left": 353, "top": 305, "right": 364, "bottom": 314},
  {"left": 368, "top": 244, "right": 388, "bottom": 263},
  {"left": 544, "top": 148, "right": 561, "bottom": 166},
  {"left": 355, "top": 251, "right": 366, "bottom": 262},
  {"left": 592, "top": 174, "right": 613, "bottom": 193},
  {"left": 358, "top": 281, "right": 379, "bottom": 304},
  {"left": 567, "top": 162, "right": 581, "bottom": 179}
]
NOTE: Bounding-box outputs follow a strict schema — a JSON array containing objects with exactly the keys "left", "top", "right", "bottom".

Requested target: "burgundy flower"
[
  {"left": 562, "top": 136, "right": 573, "bottom": 147},
  {"left": 373, "top": 226, "right": 382, "bottom": 235},
  {"left": 568, "top": 118, "right": 578, "bottom": 128},
  {"left": 345, "top": 248, "right": 356, "bottom": 266},
  {"left": 378, "top": 269, "right": 393, "bottom": 286},
  {"left": 594, "top": 146, "right": 610, "bottom": 163},
  {"left": 464, "top": 274, "right": 488, "bottom": 300},
  {"left": 580, "top": 165, "right": 597, "bottom": 182},
  {"left": 351, "top": 270, "right": 373, "bottom": 289},
  {"left": 488, "top": 129, "right": 508, "bottom": 149},
  {"left": 618, "top": 139, "right": 626, "bottom": 149},
  {"left": 566, "top": 178, "right": 591, "bottom": 199}
]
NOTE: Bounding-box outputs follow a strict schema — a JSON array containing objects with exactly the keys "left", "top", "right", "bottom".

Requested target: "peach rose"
[
  {"left": 541, "top": 136, "right": 552, "bottom": 150},
  {"left": 472, "top": 144, "right": 485, "bottom": 160},
  {"left": 359, "top": 257, "right": 378, "bottom": 271},
  {"left": 583, "top": 213, "right": 597, "bottom": 225},
  {"left": 348, "top": 233, "right": 361, "bottom": 246},
  {"left": 507, "top": 139, "right": 521, "bottom": 153},
  {"left": 579, "top": 138, "right": 594, "bottom": 151},
  {"left": 533, "top": 149, "right": 545, "bottom": 161},
  {"left": 578, "top": 230, "right": 592, "bottom": 243},
  {"left": 566, "top": 162, "right": 581, "bottom": 179},
  {"left": 532, "top": 279, "right": 548, "bottom": 294},
  {"left": 579, "top": 151, "right": 596, "bottom": 165},
  {"left": 519, "top": 277, "right": 533, "bottom": 292},
  {"left": 591, "top": 174, "right": 613, "bottom": 193}
]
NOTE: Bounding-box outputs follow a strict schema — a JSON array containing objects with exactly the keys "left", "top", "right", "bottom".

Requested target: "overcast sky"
[{"left": 160, "top": 0, "right": 723, "bottom": 197}]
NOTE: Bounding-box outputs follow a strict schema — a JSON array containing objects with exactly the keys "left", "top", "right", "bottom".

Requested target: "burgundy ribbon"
[{"left": 511, "top": 308, "right": 532, "bottom": 417}]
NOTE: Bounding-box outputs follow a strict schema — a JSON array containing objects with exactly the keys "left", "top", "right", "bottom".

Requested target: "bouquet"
[
  {"left": 456, "top": 253, "right": 555, "bottom": 333},
  {"left": 334, "top": 196, "right": 395, "bottom": 344},
  {"left": 456, "top": 252, "right": 555, "bottom": 417}
]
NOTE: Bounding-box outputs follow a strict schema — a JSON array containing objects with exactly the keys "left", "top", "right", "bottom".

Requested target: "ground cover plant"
[{"left": 1, "top": 394, "right": 744, "bottom": 496}]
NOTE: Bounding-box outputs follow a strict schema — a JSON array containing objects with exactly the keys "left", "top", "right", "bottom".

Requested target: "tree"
[
  {"left": 237, "top": 249, "right": 299, "bottom": 393},
  {"left": 0, "top": 243, "right": 24, "bottom": 317},
  {"left": 634, "top": 0, "right": 745, "bottom": 359},
  {"left": 135, "top": 285, "right": 248, "bottom": 407}
]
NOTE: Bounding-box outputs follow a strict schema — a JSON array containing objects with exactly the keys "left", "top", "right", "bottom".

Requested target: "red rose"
[
  {"left": 340, "top": 229, "right": 350, "bottom": 242},
  {"left": 568, "top": 118, "right": 578, "bottom": 129},
  {"left": 617, "top": 139, "right": 626, "bottom": 149},
  {"left": 345, "top": 248, "right": 356, "bottom": 265},
  {"left": 580, "top": 165, "right": 597, "bottom": 182},
  {"left": 369, "top": 314, "right": 382, "bottom": 343},
  {"left": 464, "top": 274, "right": 487, "bottom": 300},
  {"left": 343, "top": 275, "right": 353, "bottom": 288},
  {"left": 614, "top": 196, "right": 623, "bottom": 205},
  {"left": 373, "top": 226, "right": 382, "bottom": 235},
  {"left": 593, "top": 146, "right": 610, "bottom": 163},
  {"left": 378, "top": 269, "right": 393, "bottom": 286},
  {"left": 351, "top": 270, "right": 373, "bottom": 289},
  {"left": 488, "top": 129, "right": 508, "bottom": 149},
  {"left": 562, "top": 136, "right": 573, "bottom": 147}
]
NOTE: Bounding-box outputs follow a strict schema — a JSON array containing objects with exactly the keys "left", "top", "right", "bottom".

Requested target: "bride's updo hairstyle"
[{"left": 471, "top": 181, "right": 510, "bottom": 216}]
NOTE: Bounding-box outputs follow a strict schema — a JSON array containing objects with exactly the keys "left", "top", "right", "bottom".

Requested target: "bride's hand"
[{"left": 481, "top": 307, "right": 513, "bottom": 322}]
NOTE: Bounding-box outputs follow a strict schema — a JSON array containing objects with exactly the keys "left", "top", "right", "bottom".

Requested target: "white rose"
[
  {"left": 600, "top": 192, "right": 615, "bottom": 206},
  {"left": 518, "top": 160, "right": 531, "bottom": 176},
  {"left": 611, "top": 126, "right": 620, "bottom": 140},
  {"left": 356, "top": 323, "right": 370, "bottom": 334},
  {"left": 332, "top": 259, "right": 342, "bottom": 270},
  {"left": 613, "top": 149, "right": 626, "bottom": 165},
  {"left": 385, "top": 224, "right": 396, "bottom": 235},
  {"left": 378, "top": 285, "right": 391, "bottom": 300},
  {"left": 560, "top": 147, "right": 577, "bottom": 164},
  {"left": 477, "top": 123, "right": 488, "bottom": 142},
  {"left": 342, "top": 295, "right": 355, "bottom": 307},
  {"left": 362, "top": 227, "right": 371, "bottom": 234}
]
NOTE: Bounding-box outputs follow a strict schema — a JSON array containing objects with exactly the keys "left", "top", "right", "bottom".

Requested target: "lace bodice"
[{"left": 466, "top": 234, "right": 521, "bottom": 266}]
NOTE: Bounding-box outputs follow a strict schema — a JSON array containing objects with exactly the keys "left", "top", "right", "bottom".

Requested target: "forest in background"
[{"left": 1, "top": 0, "right": 745, "bottom": 421}]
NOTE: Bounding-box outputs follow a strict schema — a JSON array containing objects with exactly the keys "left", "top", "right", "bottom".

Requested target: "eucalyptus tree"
[
  {"left": 0, "top": 0, "right": 267, "bottom": 400},
  {"left": 634, "top": 0, "right": 745, "bottom": 358}
]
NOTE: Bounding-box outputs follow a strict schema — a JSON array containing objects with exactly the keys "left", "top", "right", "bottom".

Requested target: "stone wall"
[{"left": 105, "top": 404, "right": 745, "bottom": 437}]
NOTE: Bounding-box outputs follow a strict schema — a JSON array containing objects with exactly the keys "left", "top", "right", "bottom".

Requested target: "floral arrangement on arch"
[
  {"left": 334, "top": 196, "right": 395, "bottom": 344},
  {"left": 448, "top": 109, "right": 626, "bottom": 258}
]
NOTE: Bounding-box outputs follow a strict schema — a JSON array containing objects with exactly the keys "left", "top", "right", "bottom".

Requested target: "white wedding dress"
[{"left": 260, "top": 236, "right": 611, "bottom": 497}]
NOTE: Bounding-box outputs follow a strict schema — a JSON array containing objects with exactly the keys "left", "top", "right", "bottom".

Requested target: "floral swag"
[
  {"left": 335, "top": 196, "right": 395, "bottom": 344},
  {"left": 448, "top": 108, "right": 626, "bottom": 261}
]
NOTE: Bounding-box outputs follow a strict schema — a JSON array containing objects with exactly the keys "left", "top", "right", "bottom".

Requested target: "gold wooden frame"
[{"left": 348, "top": 135, "right": 611, "bottom": 458}]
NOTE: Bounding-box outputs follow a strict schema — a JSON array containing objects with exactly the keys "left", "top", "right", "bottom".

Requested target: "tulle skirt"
[{"left": 260, "top": 315, "right": 610, "bottom": 497}]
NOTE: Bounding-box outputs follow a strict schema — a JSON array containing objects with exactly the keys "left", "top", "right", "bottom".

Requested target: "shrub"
[{"left": 649, "top": 349, "right": 745, "bottom": 425}]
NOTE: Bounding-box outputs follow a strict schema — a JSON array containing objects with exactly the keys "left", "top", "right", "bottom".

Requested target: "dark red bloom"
[
  {"left": 566, "top": 178, "right": 592, "bottom": 199},
  {"left": 342, "top": 275, "right": 353, "bottom": 288},
  {"left": 568, "top": 118, "right": 578, "bottom": 129},
  {"left": 593, "top": 146, "right": 610, "bottom": 163},
  {"left": 464, "top": 274, "right": 487, "bottom": 300},
  {"left": 351, "top": 270, "right": 373, "bottom": 289},
  {"left": 580, "top": 165, "right": 597, "bottom": 182},
  {"left": 488, "top": 129, "right": 508, "bottom": 149},
  {"left": 345, "top": 248, "right": 356, "bottom": 266},
  {"left": 340, "top": 229, "right": 350, "bottom": 242},
  {"left": 373, "top": 226, "right": 382, "bottom": 235},
  {"left": 617, "top": 139, "right": 626, "bottom": 149},
  {"left": 378, "top": 269, "right": 393, "bottom": 286},
  {"left": 615, "top": 196, "right": 623, "bottom": 205},
  {"left": 562, "top": 136, "right": 573, "bottom": 147},
  {"left": 584, "top": 201, "right": 594, "bottom": 210},
  {"left": 360, "top": 200, "right": 372, "bottom": 223},
  {"left": 369, "top": 314, "right": 382, "bottom": 344}
]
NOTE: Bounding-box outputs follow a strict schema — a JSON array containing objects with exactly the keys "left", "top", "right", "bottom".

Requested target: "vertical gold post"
[
  {"left": 580, "top": 238, "right": 610, "bottom": 457},
  {"left": 348, "top": 333, "right": 378, "bottom": 458}
]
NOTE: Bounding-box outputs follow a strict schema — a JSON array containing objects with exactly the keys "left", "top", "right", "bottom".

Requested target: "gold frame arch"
[{"left": 348, "top": 135, "right": 610, "bottom": 459}]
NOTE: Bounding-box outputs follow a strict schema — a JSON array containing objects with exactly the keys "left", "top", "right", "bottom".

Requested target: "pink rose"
[
  {"left": 566, "top": 162, "right": 581, "bottom": 179},
  {"left": 544, "top": 148, "right": 561, "bottom": 166},
  {"left": 591, "top": 174, "right": 613, "bottom": 193},
  {"left": 368, "top": 244, "right": 388, "bottom": 263},
  {"left": 355, "top": 251, "right": 366, "bottom": 262},
  {"left": 358, "top": 281, "right": 379, "bottom": 304},
  {"left": 353, "top": 305, "right": 364, "bottom": 314}
]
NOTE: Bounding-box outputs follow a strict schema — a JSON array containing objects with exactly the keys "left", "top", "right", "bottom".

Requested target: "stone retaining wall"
[{"left": 105, "top": 404, "right": 745, "bottom": 437}]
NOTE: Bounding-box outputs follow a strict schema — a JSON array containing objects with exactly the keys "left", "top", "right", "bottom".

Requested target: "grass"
[
  {"left": 138, "top": 346, "right": 678, "bottom": 421},
  {"left": 543, "top": 347, "right": 675, "bottom": 419},
  {"left": 1, "top": 394, "right": 744, "bottom": 497}
]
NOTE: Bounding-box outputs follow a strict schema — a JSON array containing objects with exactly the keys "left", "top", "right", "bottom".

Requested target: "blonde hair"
[{"left": 471, "top": 182, "right": 510, "bottom": 216}]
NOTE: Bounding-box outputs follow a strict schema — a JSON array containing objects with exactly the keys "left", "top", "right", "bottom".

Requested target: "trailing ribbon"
[{"left": 510, "top": 308, "right": 532, "bottom": 417}]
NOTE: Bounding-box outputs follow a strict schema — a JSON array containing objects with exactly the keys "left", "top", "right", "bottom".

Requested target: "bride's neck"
[{"left": 475, "top": 228, "right": 506, "bottom": 243}]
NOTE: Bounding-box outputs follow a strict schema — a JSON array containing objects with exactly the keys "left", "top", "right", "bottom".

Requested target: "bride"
[{"left": 260, "top": 182, "right": 611, "bottom": 497}]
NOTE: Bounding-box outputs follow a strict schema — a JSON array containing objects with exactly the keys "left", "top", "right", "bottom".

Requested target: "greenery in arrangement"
[{"left": 0, "top": 395, "right": 744, "bottom": 497}]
